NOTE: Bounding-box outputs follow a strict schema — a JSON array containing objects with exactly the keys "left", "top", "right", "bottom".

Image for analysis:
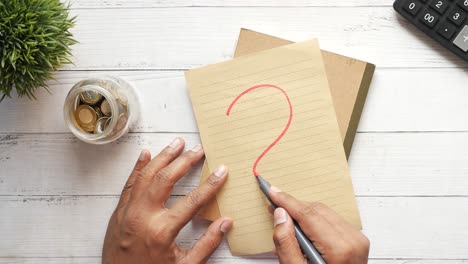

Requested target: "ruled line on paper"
[
  {"left": 232, "top": 192, "right": 348, "bottom": 221},
  {"left": 234, "top": 195, "right": 346, "bottom": 226},
  {"left": 226, "top": 167, "right": 339, "bottom": 199},
  {"left": 214, "top": 129, "right": 331, "bottom": 153},
  {"left": 223, "top": 163, "right": 340, "bottom": 197},
  {"left": 196, "top": 58, "right": 315, "bottom": 92},
  {"left": 206, "top": 100, "right": 325, "bottom": 125},
  {"left": 223, "top": 160, "right": 339, "bottom": 194},
  {"left": 233, "top": 192, "right": 347, "bottom": 222},
  {"left": 215, "top": 139, "right": 327, "bottom": 165},
  {"left": 233, "top": 195, "right": 348, "bottom": 233},
  {"left": 202, "top": 88, "right": 323, "bottom": 116},
  {"left": 207, "top": 115, "right": 328, "bottom": 138},
  {"left": 228, "top": 147, "right": 336, "bottom": 173},
  {"left": 224, "top": 166, "right": 340, "bottom": 193},
  {"left": 212, "top": 123, "right": 330, "bottom": 153},
  {"left": 203, "top": 89, "right": 323, "bottom": 119},
  {"left": 207, "top": 114, "right": 327, "bottom": 137},
  {"left": 260, "top": 153, "right": 337, "bottom": 173},
  {"left": 197, "top": 68, "right": 319, "bottom": 105},
  {"left": 199, "top": 82, "right": 321, "bottom": 110},
  {"left": 220, "top": 137, "right": 332, "bottom": 164},
  {"left": 224, "top": 172, "right": 341, "bottom": 204},
  {"left": 207, "top": 107, "right": 327, "bottom": 133}
]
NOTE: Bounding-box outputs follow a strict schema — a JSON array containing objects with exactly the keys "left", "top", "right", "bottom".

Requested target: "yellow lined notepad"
[{"left": 185, "top": 39, "right": 361, "bottom": 255}]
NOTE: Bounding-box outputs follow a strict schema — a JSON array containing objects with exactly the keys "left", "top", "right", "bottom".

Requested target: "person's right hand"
[{"left": 269, "top": 186, "right": 370, "bottom": 264}]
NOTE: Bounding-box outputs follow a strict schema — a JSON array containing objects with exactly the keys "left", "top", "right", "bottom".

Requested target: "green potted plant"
[{"left": 0, "top": 0, "right": 77, "bottom": 101}]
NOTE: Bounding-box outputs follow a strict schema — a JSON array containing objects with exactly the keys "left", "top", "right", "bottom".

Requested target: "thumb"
[{"left": 273, "top": 208, "right": 306, "bottom": 264}]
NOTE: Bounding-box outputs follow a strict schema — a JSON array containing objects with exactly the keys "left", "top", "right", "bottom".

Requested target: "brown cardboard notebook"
[{"left": 198, "top": 29, "right": 375, "bottom": 221}]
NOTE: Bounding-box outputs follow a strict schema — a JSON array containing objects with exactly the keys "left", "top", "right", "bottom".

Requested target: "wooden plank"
[
  {"left": 63, "top": 7, "right": 467, "bottom": 69},
  {"left": 1, "top": 196, "right": 468, "bottom": 259},
  {"left": 0, "top": 71, "right": 196, "bottom": 133},
  {"left": 0, "top": 133, "right": 202, "bottom": 196},
  {"left": 1, "top": 132, "right": 468, "bottom": 196},
  {"left": 70, "top": 0, "right": 391, "bottom": 8},
  {"left": 1, "top": 68, "right": 467, "bottom": 133}
]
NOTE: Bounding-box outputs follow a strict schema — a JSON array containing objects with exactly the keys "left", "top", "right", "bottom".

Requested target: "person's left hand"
[{"left": 102, "top": 137, "right": 233, "bottom": 264}]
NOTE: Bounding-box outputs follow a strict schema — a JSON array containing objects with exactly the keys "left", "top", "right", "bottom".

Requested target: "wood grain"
[
  {"left": 70, "top": 0, "right": 392, "bottom": 8},
  {"left": 0, "top": 68, "right": 467, "bottom": 133},
  {"left": 1, "top": 132, "right": 468, "bottom": 196},
  {"left": 2, "top": 196, "right": 468, "bottom": 259},
  {"left": 62, "top": 7, "right": 467, "bottom": 70}
]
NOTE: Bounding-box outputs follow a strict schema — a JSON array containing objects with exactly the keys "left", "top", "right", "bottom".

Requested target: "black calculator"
[{"left": 394, "top": 0, "right": 468, "bottom": 62}]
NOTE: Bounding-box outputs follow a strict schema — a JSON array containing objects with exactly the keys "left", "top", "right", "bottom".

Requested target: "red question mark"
[{"left": 226, "top": 84, "right": 293, "bottom": 177}]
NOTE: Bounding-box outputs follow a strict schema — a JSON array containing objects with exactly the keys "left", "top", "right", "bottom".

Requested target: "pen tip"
[{"left": 253, "top": 169, "right": 259, "bottom": 177}]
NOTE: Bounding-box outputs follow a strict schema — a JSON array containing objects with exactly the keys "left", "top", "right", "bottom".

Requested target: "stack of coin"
[{"left": 74, "top": 90, "right": 113, "bottom": 134}]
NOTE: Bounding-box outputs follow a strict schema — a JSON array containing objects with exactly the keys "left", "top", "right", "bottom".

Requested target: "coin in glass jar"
[
  {"left": 80, "top": 90, "right": 103, "bottom": 105},
  {"left": 75, "top": 105, "right": 98, "bottom": 132},
  {"left": 94, "top": 117, "right": 110, "bottom": 134},
  {"left": 100, "top": 99, "right": 112, "bottom": 116}
]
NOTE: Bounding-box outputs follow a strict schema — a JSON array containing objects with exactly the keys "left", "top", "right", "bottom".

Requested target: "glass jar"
[{"left": 63, "top": 76, "right": 139, "bottom": 144}]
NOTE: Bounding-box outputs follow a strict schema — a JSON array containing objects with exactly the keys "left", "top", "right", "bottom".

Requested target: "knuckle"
[
  {"left": 311, "top": 201, "right": 327, "bottom": 210},
  {"left": 122, "top": 181, "right": 133, "bottom": 194},
  {"left": 122, "top": 171, "right": 143, "bottom": 193},
  {"left": 155, "top": 169, "right": 173, "bottom": 186},
  {"left": 131, "top": 169, "right": 146, "bottom": 182},
  {"left": 186, "top": 190, "right": 205, "bottom": 208},
  {"left": 159, "top": 147, "right": 175, "bottom": 160},
  {"left": 359, "top": 235, "right": 371, "bottom": 252},
  {"left": 206, "top": 175, "right": 222, "bottom": 188},
  {"left": 180, "top": 151, "right": 199, "bottom": 166},
  {"left": 337, "top": 244, "right": 355, "bottom": 260},
  {"left": 202, "top": 233, "right": 220, "bottom": 252},
  {"left": 299, "top": 202, "right": 325, "bottom": 217},
  {"left": 273, "top": 229, "right": 293, "bottom": 248}
]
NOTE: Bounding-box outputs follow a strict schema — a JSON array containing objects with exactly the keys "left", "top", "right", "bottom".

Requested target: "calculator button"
[
  {"left": 453, "top": 25, "right": 468, "bottom": 52},
  {"left": 458, "top": 0, "right": 468, "bottom": 12},
  {"left": 430, "top": 0, "right": 450, "bottom": 14},
  {"left": 448, "top": 8, "right": 466, "bottom": 25},
  {"left": 404, "top": 0, "right": 423, "bottom": 15},
  {"left": 437, "top": 21, "right": 457, "bottom": 39},
  {"left": 419, "top": 9, "right": 440, "bottom": 27}
]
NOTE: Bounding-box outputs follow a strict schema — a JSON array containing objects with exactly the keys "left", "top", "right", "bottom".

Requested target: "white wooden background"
[{"left": 1, "top": 0, "right": 468, "bottom": 263}]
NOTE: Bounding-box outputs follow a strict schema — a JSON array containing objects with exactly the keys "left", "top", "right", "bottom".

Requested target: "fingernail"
[
  {"left": 270, "top": 186, "right": 282, "bottom": 193},
  {"left": 191, "top": 144, "right": 203, "bottom": 153},
  {"left": 274, "top": 208, "right": 287, "bottom": 226},
  {"left": 169, "top": 138, "right": 181, "bottom": 148},
  {"left": 220, "top": 219, "right": 233, "bottom": 233},
  {"left": 214, "top": 165, "right": 227, "bottom": 178},
  {"left": 139, "top": 149, "right": 149, "bottom": 161}
]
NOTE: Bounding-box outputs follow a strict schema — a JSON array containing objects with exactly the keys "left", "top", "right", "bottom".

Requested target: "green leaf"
[{"left": 0, "top": 0, "right": 77, "bottom": 101}]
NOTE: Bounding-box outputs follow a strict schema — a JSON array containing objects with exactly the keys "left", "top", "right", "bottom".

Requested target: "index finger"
[
  {"left": 117, "top": 149, "right": 151, "bottom": 209},
  {"left": 164, "top": 165, "right": 228, "bottom": 235}
]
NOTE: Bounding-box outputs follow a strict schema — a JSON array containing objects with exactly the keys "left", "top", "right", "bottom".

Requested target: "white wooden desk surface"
[{"left": 1, "top": 1, "right": 468, "bottom": 263}]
